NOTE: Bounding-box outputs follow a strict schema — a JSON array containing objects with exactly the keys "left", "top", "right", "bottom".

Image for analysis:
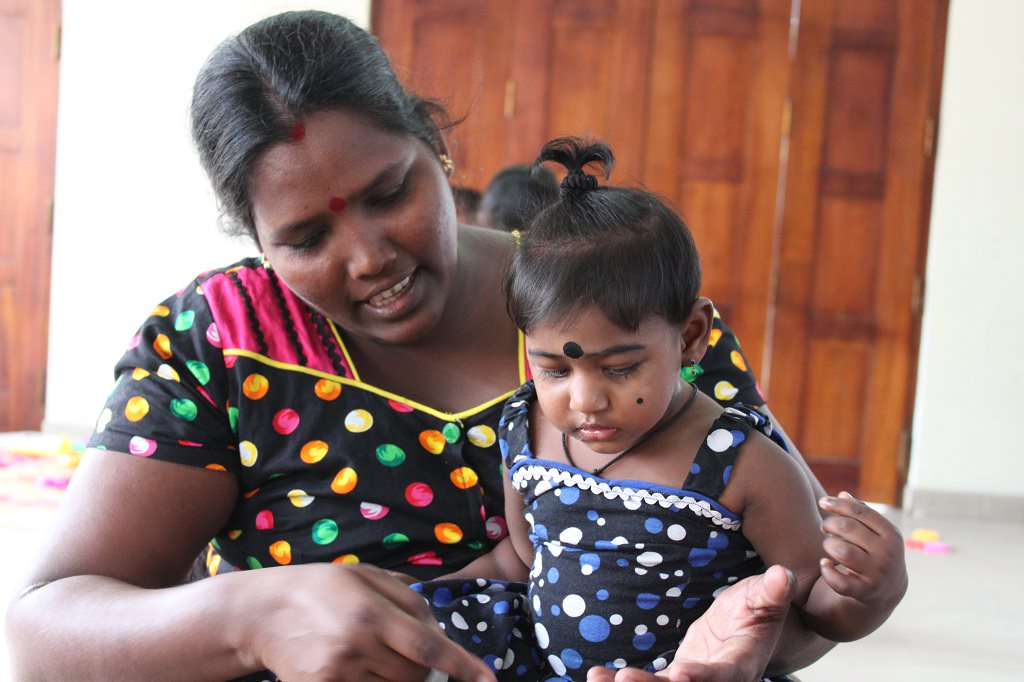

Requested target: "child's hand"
[{"left": 818, "top": 491, "right": 908, "bottom": 610}]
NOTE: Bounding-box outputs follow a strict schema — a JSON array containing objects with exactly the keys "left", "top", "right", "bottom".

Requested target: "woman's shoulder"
[{"left": 196, "top": 257, "right": 352, "bottom": 377}]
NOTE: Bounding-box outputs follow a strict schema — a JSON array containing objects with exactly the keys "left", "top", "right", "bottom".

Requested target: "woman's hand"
[
  {"left": 585, "top": 565, "right": 797, "bottom": 682},
  {"left": 818, "top": 491, "right": 908, "bottom": 610},
  {"left": 245, "top": 563, "right": 496, "bottom": 682}
]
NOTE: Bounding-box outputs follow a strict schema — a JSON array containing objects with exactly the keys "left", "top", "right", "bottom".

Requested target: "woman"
[{"left": 5, "top": 10, "right": 904, "bottom": 681}]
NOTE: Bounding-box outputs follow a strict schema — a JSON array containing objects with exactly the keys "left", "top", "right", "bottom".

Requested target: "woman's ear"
[{"left": 679, "top": 297, "right": 715, "bottom": 365}]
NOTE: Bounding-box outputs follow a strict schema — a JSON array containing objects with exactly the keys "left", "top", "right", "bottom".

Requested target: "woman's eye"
[
  {"left": 369, "top": 179, "right": 408, "bottom": 207},
  {"left": 289, "top": 230, "right": 326, "bottom": 252}
]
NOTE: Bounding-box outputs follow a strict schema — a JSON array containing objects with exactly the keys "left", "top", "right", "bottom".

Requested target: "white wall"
[
  {"left": 907, "top": 0, "right": 1024, "bottom": 499},
  {"left": 44, "top": 1, "right": 371, "bottom": 436}
]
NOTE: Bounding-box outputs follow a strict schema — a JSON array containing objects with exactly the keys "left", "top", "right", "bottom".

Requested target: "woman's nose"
[{"left": 340, "top": 222, "right": 396, "bottom": 279}]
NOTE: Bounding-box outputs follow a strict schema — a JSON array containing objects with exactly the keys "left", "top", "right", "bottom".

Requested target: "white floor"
[
  {"left": 1, "top": 505, "right": 1021, "bottom": 680},
  {"left": 799, "top": 512, "right": 1024, "bottom": 681}
]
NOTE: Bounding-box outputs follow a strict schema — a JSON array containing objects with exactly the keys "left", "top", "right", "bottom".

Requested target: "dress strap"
[
  {"left": 681, "top": 405, "right": 773, "bottom": 499},
  {"left": 498, "top": 380, "right": 535, "bottom": 471}
]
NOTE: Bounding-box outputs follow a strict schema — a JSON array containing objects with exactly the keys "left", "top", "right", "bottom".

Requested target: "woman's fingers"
[
  {"left": 378, "top": 608, "right": 495, "bottom": 682},
  {"left": 353, "top": 567, "right": 497, "bottom": 682}
]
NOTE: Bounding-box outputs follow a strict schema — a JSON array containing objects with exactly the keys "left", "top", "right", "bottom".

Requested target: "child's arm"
[
  {"left": 438, "top": 474, "right": 532, "bottom": 583},
  {"left": 730, "top": 433, "right": 902, "bottom": 642}
]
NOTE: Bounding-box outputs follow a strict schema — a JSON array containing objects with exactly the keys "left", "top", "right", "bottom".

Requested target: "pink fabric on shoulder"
[{"left": 201, "top": 265, "right": 353, "bottom": 378}]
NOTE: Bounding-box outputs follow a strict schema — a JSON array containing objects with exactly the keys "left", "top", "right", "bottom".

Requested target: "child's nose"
[{"left": 568, "top": 375, "right": 609, "bottom": 414}]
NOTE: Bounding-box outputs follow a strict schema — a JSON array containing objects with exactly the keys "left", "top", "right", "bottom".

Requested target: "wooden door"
[
  {"left": 372, "top": 0, "right": 515, "bottom": 190},
  {"left": 0, "top": 0, "right": 60, "bottom": 431},
  {"left": 374, "top": 0, "right": 793, "bottom": 372},
  {"left": 639, "top": 0, "right": 792, "bottom": 373},
  {"left": 372, "top": 0, "right": 947, "bottom": 504},
  {"left": 374, "top": 0, "right": 662, "bottom": 192},
  {"left": 766, "top": 0, "right": 948, "bottom": 502}
]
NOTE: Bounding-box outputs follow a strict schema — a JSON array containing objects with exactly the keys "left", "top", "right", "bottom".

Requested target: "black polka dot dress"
[{"left": 416, "top": 381, "right": 778, "bottom": 680}]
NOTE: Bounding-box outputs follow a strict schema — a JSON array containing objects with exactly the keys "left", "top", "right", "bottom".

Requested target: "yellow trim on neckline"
[{"left": 225, "top": 335, "right": 523, "bottom": 422}]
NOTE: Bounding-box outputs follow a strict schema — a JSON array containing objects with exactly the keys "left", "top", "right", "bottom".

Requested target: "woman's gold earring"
[
  {"left": 439, "top": 154, "right": 455, "bottom": 176},
  {"left": 260, "top": 253, "right": 272, "bottom": 271}
]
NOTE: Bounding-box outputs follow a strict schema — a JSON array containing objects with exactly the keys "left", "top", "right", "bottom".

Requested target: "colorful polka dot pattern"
[
  {"left": 418, "top": 382, "right": 772, "bottom": 677},
  {"left": 87, "top": 259, "right": 509, "bottom": 579}
]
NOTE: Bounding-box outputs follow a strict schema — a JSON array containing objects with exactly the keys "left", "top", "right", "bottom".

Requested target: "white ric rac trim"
[{"left": 512, "top": 463, "right": 742, "bottom": 531}]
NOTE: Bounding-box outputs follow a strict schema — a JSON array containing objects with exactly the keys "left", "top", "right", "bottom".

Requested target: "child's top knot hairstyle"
[{"left": 506, "top": 136, "right": 702, "bottom": 333}]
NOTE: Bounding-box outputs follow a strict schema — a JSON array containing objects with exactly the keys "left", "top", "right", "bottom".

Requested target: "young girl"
[{"left": 414, "top": 137, "right": 903, "bottom": 680}]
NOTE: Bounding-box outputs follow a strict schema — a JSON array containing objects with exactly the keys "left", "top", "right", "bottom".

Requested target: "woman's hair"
[
  {"left": 505, "top": 136, "right": 701, "bottom": 333},
  {"left": 479, "top": 163, "right": 559, "bottom": 232},
  {"left": 191, "top": 10, "right": 452, "bottom": 240}
]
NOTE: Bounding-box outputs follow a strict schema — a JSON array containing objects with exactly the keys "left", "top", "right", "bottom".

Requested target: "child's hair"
[
  {"left": 505, "top": 136, "right": 702, "bottom": 333},
  {"left": 480, "top": 163, "right": 559, "bottom": 232}
]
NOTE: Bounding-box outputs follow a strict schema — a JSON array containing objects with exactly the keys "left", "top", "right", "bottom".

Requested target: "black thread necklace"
[{"left": 561, "top": 382, "right": 699, "bottom": 477}]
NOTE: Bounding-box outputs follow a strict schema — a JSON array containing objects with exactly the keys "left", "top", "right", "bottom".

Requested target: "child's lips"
[{"left": 575, "top": 424, "right": 619, "bottom": 442}]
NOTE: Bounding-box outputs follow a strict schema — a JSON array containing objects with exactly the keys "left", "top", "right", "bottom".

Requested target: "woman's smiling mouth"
[{"left": 366, "top": 273, "right": 413, "bottom": 309}]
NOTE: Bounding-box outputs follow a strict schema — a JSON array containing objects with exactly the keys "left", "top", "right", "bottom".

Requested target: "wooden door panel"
[
  {"left": 531, "top": 0, "right": 654, "bottom": 184},
  {"left": 0, "top": 0, "right": 60, "bottom": 431},
  {"left": 769, "top": 0, "right": 946, "bottom": 502},
  {"left": 372, "top": 0, "right": 514, "bottom": 189},
  {"left": 645, "top": 0, "right": 791, "bottom": 374}
]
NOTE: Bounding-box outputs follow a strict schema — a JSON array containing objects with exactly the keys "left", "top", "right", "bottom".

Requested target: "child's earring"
[
  {"left": 260, "top": 252, "right": 272, "bottom": 271},
  {"left": 682, "top": 357, "right": 701, "bottom": 382},
  {"left": 439, "top": 154, "right": 455, "bottom": 177}
]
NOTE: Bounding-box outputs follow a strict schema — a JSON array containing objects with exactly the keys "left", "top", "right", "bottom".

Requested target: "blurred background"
[{"left": 0, "top": 1, "right": 1021, "bottom": 679}]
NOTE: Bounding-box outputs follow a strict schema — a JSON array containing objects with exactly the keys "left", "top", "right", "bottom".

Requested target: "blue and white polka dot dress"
[{"left": 416, "top": 381, "right": 775, "bottom": 681}]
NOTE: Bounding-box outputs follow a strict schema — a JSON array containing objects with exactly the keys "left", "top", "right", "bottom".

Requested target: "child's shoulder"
[{"left": 715, "top": 406, "right": 806, "bottom": 511}]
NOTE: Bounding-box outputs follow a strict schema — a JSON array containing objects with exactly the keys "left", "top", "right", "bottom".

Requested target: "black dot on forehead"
[{"left": 563, "top": 341, "right": 584, "bottom": 359}]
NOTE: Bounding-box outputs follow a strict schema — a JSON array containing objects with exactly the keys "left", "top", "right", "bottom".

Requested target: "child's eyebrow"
[{"left": 528, "top": 344, "right": 645, "bottom": 360}]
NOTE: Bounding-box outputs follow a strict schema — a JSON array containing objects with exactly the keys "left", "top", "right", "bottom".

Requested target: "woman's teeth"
[{"left": 368, "top": 274, "right": 412, "bottom": 307}]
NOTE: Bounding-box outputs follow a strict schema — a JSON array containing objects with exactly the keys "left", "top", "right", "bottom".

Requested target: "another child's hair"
[
  {"left": 505, "top": 136, "right": 701, "bottom": 332},
  {"left": 479, "top": 163, "right": 559, "bottom": 232},
  {"left": 191, "top": 10, "right": 452, "bottom": 241}
]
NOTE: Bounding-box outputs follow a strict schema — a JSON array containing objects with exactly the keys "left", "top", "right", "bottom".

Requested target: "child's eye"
[
  {"left": 605, "top": 364, "right": 639, "bottom": 379},
  {"left": 539, "top": 367, "right": 569, "bottom": 380}
]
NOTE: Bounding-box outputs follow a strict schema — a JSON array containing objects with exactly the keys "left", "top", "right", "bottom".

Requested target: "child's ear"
[{"left": 679, "top": 297, "right": 715, "bottom": 364}]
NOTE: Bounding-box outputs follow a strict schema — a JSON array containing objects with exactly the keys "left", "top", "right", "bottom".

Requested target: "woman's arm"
[{"left": 5, "top": 450, "right": 496, "bottom": 682}]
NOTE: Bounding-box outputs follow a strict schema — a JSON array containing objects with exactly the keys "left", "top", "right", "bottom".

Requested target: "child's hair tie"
[{"left": 560, "top": 169, "right": 598, "bottom": 196}]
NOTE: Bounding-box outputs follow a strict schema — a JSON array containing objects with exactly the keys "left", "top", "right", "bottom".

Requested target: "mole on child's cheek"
[
  {"left": 563, "top": 341, "right": 584, "bottom": 359},
  {"left": 636, "top": 397, "right": 644, "bottom": 405}
]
